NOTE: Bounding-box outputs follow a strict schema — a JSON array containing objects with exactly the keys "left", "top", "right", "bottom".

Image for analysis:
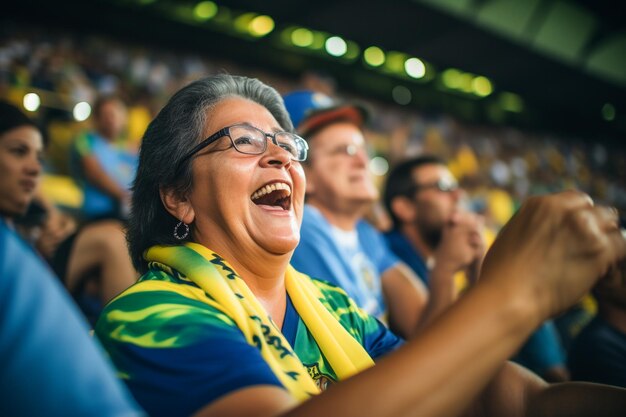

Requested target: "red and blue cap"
[{"left": 283, "top": 90, "right": 369, "bottom": 137}]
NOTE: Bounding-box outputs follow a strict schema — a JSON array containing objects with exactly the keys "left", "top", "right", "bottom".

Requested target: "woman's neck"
[{"left": 196, "top": 238, "right": 290, "bottom": 327}]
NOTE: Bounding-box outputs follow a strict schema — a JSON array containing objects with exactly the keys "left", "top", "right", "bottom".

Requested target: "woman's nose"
[{"left": 262, "top": 140, "right": 292, "bottom": 167}]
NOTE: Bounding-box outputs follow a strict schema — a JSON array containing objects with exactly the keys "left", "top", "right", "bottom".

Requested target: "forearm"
[
  {"left": 526, "top": 382, "right": 626, "bottom": 417},
  {"left": 382, "top": 264, "right": 428, "bottom": 339},
  {"left": 417, "top": 263, "right": 458, "bottom": 330},
  {"left": 286, "top": 281, "right": 542, "bottom": 417}
]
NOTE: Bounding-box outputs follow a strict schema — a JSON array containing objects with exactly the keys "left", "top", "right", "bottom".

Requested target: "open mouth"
[{"left": 251, "top": 182, "right": 292, "bottom": 211}]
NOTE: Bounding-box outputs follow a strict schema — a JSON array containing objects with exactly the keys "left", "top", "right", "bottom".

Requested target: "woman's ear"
[
  {"left": 391, "top": 196, "right": 417, "bottom": 224},
  {"left": 159, "top": 187, "right": 195, "bottom": 224}
]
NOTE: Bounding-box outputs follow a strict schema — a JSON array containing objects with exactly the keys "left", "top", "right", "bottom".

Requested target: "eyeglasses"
[
  {"left": 177, "top": 123, "right": 309, "bottom": 170},
  {"left": 410, "top": 177, "right": 459, "bottom": 194}
]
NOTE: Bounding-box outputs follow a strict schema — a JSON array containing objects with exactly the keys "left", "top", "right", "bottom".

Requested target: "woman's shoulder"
[{"left": 96, "top": 268, "right": 237, "bottom": 337}]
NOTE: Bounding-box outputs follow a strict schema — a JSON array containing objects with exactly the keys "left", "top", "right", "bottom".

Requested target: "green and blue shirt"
[{"left": 95, "top": 266, "right": 403, "bottom": 417}]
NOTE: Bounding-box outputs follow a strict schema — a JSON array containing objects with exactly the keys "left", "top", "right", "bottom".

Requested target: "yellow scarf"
[{"left": 144, "top": 242, "right": 374, "bottom": 401}]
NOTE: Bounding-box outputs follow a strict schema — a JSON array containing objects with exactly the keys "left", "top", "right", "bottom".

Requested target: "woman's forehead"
[{"left": 203, "top": 97, "right": 281, "bottom": 134}]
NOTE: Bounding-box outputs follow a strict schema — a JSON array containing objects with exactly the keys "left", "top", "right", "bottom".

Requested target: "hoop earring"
[{"left": 173, "top": 221, "right": 190, "bottom": 240}]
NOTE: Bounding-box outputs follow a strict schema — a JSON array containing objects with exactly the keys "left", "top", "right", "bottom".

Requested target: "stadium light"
[
  {"left": 602, "top": 103, "right": 616, "bottom": 121},
  {"left": 23, "top": 93, "right": 41, "bottom": 112},
  {"left": 249, "top": 15, "right": 274, "bottom": 37},
  {"left": 73, "top": 102, "right": 92, "bottom": 122},
  {"left": 291, "top": 28, "right": 313, "bottom": 47},
  {"left": 364, "top": 46, "right": 385, "bottom": 67},
  {"left": 500, "top": 92, "right": 524, "bottom": 113},
  {"left": 325, "top": 36, "right": 348, "bottom": 57},
  {"left": 369, "top": 156, "right": 389, "bottom": 176},
  {"left": 472, "top": 76, "right": 493, "bottom": 97},
  {"left": 392, "top": 85, "right": 412, "bottom": 105},
  {"left": 405, "top": 57, "right": 426, "bottom": 79},
  {"left": 193, "top": 1, "right": 218, "bottom": 21}
]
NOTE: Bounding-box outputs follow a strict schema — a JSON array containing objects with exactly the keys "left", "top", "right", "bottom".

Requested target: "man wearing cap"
[{"left": 284, "top": 91, "right": 431, "bottom": 338}]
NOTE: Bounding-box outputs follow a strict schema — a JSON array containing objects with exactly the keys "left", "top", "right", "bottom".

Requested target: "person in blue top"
[
  {"left": 71, "top": 94, "right": 137, "bottom": 221},
  {"left": 0, "top": 221, "right": 145, "bottom": 417},
  {"left": 95, "top": 75, "right": 626, "bottom": 417},
  {"left": 568, "top": 263, "right": 626, "bottom": 387},
  {"left": 284, "top": 91, "right": 431, "bottom": 338},
  {"left": 383, "top": 155, "right": 570, "bottom": 381},
  {"left": 0, "top": 99, "right": 143, "bottom": 417}
]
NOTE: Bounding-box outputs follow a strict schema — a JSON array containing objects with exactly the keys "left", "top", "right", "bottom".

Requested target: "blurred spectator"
[
  {"left": 71, "top": 94, "right": 137, "bottom": 221},
  {"left": 0, "top": 23, "right": 624, "bottom": 224},
  {"left": 285, "top": 90, "right": 431, "bottom": 339},
  {"left": 0, "top": 99, "right": 143, "bottom": 416},
  {"left": 0, "top": 99, "right": 44, "bottom": 225},
  {"left": 383, "top": 155, "right": 570, "bottom": 382},
  {"left": 16, "top": 200, "right": 139, "bottom": 325},
  {"left": 568, "top": 263, "right": 626, "bottom": 387},
  {"left": 382, "top": 155, "right": 484, "bottom": 301},
  {"left": 1, "top": 218, "right": 144, "bottom": 417},
  {"left": 0, "top": 98, "right": 137, "bottom": 324}
]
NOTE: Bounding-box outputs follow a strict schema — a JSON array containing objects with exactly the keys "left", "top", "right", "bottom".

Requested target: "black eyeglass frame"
[{"left": 176, "top": 123, "right": 308, "bottom": 172}]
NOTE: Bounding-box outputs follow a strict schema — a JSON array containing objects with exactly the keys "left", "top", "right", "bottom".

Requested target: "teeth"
[{"left": 251, "top": 182, "right": 291, "bottom": 201}]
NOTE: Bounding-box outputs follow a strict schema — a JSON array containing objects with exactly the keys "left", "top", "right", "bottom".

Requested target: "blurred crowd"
[
  {"left": 2, "top": 20, "right": 626, "bottom": 417},
  {"left": 1, "top": 23, "right": 625, "bottom": 230}
]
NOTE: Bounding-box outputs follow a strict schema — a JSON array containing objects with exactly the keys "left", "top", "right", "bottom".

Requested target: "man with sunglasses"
[
  {"left": 384, "top": 155, "right": 570, "bottom": 382},
  {"left": 284, "top": 91, "right": 436, "bottom": 339},
  {"left": 383, "top": 156, "right": 484, "bottom": 297}
]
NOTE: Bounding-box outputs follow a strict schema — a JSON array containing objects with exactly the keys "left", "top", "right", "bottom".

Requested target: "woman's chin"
[{"left": 256, "top": 232, "right": 300, "bottom": 256}]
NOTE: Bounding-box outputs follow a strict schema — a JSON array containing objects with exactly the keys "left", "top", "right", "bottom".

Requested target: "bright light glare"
[
  {"left": 602, "top": 103, "right": 616, "bottom": 121},
  {"left": 325, "top": 36, "right": 347, "bottom": 57},
  {"left": 385, "top": 52, "right": 406, "bottom": 73},
  {"left": 249, "top": 15, "right": 274, "bottom": 37},
  {"left": 442, "top": 68, "right": 461, "bottom": 89},
  {"left": 472, "top": 76, "right": 493, "bottom": 97},
  {"left": 234, "top": 13, "right": 255, "bottom": 33},
  {"left": 291, "top": 28, "right": 313, "bottom": 47},
  {"left": 364, "top": 46, "right": 385, "bottom": 67},
  {"left": 405, "top": 57, "right": 425, "bottom": 79},
  {"left": 458, "top": 73, "right": 473, "bottom": 93},
  {"left": 344, "top": 41, "right": 360, "bottom": 60},
  {"left": 23, "top": 93, "right": 41, "bottom": 112},
  {"left": 369, "top": 156, "right": 389, "bottom": 176},
  {"left": 73, "top": 102, "right": 92, "bottom": 122},
  {"left": 500, "top": 92, "right": 523, "bottom": 113},
  {"left": 392, "top": 85, "right": 412, "bottom": 105},
  {"left": 193, "top": 1, "right": 218, "bottom": 20}
]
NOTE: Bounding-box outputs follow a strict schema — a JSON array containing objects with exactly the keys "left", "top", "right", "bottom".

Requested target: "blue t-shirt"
[
  {"left": 291, "top": 204, "right": 399, "bottom": 319},
  {"left": 0, "top": 221, "right": 143, "bottom": 417},
  {"left": 95, "top": 266, "right": 403, "bottom": 417},
  {"left": 568, "top": 316, "right": 626, "bottom": 387},
  {"left": 72, "top": 131, "right": 138, "bottom": 219},
  {"left": 384, "top": 229, "right": 429, "bottom": 285}
]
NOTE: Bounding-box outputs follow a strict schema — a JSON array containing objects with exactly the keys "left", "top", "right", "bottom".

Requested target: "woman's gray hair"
[{"left": 127, "top": 74, "right": 293, "bottom": 272}]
